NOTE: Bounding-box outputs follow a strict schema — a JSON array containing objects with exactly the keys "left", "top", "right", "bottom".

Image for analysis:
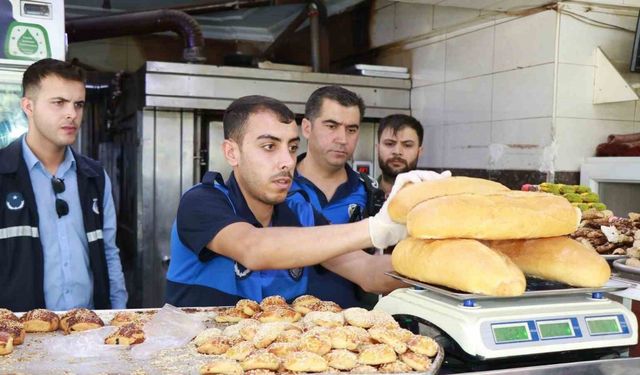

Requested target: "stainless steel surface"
[
  {"left": 139, "top": 109, "right": 196, "bottom": 307},
  {"left": 614, "top": 259, "right": 640, "bottom": 276},
  {"left": 603, "top": 254, "right": 629, "bottom": 261},
  {"left": 143, "top": 61, "right": 411, "bottom": 118},
  {"left": 353, "top": 64, "right": 408, "bottom": 73},
  {"left": 455, "top": 357, "right": 640, "bottom": 375},
  {"left": 385, "top": 272, "right": 630, "bottom": 301}
]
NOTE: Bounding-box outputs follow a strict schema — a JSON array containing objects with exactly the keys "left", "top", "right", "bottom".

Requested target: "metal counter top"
[{"left": 455, "top": 357, "right": 640, "bottom": 375}]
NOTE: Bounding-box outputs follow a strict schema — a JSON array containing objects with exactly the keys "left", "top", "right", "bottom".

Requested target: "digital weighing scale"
[{"left": 375, "top": 273, "right": 638, "bottom": 364}]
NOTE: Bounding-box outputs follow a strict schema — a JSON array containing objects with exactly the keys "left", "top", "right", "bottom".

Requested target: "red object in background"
[
  {"left": 356, "top": 165, "right": 370, "bottom": 174},
  {"left": 632, "top": 301, "right": 640, "bottom": 357}
]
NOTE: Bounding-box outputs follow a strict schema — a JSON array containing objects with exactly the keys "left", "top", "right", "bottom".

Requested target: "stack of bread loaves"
[{"left": 388, "top": 177, "right": 611, "bottom": 297}]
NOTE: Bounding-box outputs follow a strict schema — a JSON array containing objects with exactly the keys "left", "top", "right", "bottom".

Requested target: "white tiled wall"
[{"left": 373, "top": 1, "right": 640, "bottom": 172}]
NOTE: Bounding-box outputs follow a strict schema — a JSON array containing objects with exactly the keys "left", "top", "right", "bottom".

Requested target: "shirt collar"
[
  {"left": 294, "top": 152, "right": 361, "bottom": 202},
  {"left": 21, "top": 134, "right": 76, "bottom": 176}
]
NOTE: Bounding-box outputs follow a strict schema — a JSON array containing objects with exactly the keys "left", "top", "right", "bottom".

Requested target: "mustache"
[
  {"left": 386, "top": 157, "right": 408, "bottom": 165},
  {"left": 271, "top": 171, "right": 293, "bottom": 179}
]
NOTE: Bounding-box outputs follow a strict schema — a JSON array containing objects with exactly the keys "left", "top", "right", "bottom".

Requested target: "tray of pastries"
[{"left": 0, "top": 295, "right": 443, "bottom": 375}]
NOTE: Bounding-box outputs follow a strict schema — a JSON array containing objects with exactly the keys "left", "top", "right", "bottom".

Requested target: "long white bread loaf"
[
  {"left": 388, "top": 177, "right": 509, "bottom": 223},
  {"left": 391, "top": 237, "right": 526, "bottom": 296},
  {"left": 407, "top": 191, "right": 580, "bottom": 240},
  {"left": 486, "top": 237, "right": 611, "bottom": 288}
]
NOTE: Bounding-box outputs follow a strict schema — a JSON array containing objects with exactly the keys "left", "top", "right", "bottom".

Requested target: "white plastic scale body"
[{"left": 374, "top": 272, "right": 638, "bottom": 360}]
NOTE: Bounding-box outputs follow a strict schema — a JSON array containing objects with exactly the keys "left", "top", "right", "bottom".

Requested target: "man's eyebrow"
[
  {"left": 49, "top": 97, "right": 70, "bottom": 102},
  {"left": 288, "top": 136, "right": 300, "bottom": 143},
  {"left": 256, "top": 134, "right": 282, "bottom": 142}
]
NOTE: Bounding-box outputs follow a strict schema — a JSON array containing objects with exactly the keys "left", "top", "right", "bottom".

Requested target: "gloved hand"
[{"left": 368, "top": 170, "right": 452, "bottom": 248}]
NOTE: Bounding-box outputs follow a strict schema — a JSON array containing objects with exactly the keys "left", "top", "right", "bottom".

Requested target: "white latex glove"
[{"left": 368, "top": 170, "right": 452, "bottom": 249}]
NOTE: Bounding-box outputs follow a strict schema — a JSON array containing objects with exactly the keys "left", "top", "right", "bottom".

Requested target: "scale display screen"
[
  {"left": 492, "top": 323, "right": 530, "bottom": 343},
  {"left": 586, "top": 317, "right": 621, "bottom": 335},
  {"left": 538, "top": 320, "right": 574, "bottom": 339}
]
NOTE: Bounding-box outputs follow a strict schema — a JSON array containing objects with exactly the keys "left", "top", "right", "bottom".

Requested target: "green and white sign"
[{"left": 4, "top": 21, "right": 50, "bottom": 60}]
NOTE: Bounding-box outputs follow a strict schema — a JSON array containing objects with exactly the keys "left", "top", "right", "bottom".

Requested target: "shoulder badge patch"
[{"left": 6, "top": 192, "right": 25, "bottom": 211}]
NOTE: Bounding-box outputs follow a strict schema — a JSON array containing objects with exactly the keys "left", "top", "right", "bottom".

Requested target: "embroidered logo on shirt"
[
  {"left": 288, "top": 267, "right": 303, "bottom": 281},
  {"left": 92, "top": 198, "right": 100, "bottom": 214},
  {"left": 234, "top": 262, "right": 252, "bottom": 279},
  {"left": 6, "top": 192, "right": 25, "bottom": 210}
]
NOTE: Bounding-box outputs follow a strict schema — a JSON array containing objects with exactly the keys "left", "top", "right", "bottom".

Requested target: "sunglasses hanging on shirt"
[{"left": 51, "top": 177, "right": 69, "bottom": 218}]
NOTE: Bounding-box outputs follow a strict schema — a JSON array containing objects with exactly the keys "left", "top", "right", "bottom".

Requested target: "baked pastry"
[
  {"left": 344, "top": 325, "right": 373, "bottom": 345},
  {"left": 241, "top": 349, "right": 282, "bottom": 371},
  {"left": 266, "top": 342, "right": 299, "bottom": 358},
  {"left": 302, "top": 311, "right": 344, "bottom": 328},
  {"left": 328, "top": 326, "right": 359, "bottom": 350},
  {"left": 488, "top": 236, "right": 611, "bottom": 287},
  {"left": 358, "top": 344, "right": 397, "bottom": 365},
  {"left": 225, "top": 340, "right": 256, "bottom": 361},
  {"left": 60, "top": 308, "right": 104, "bottom": 335},
  {"left": 197, "top": 335, "right": 232, "bottom": 355},
  {"left": 223, "top": 319, "right": 259, "bottom": 340},
  {"left": 407, "top": 191, "right": 580, "bottom": 240},
  {"left": 379, "top": 360, "right": 413, "bottom": 373},
  {"left": 0, "top": 319, "right": 25, "bottom": 345},
  {"left": 253, "top": 307, "right": 301, "bottom": 323},
  {"left": 215, "top": 307, "right": 251, "bottom": 323},
  {"left": 283, "top": 351, "right": 328, "bottom": 373},
  {"left": 20, "top": 309, "right": 59, "bottom": 332},
  {"left": 368, "top": 327, "right": 408, "bottom": 354},
  {"left": 406, "top": 335, "right": 438, "bottom": 357},
  {"left": 236, "top": 299, "right": 262, "bottom": 316},
  {"left": 388, "top": 176, "right": 509, "bottom": 223},
  {"left": 307, "top": 301, "right": 342, "bottom": 313},
  {"left": 324, "top": 349, "right": 358, "bottom": 370},
  {"left": 369, "top": 310, "right": 400, "bottom": 329},
  {"left": 109, "top": 311, "right": 151, "bottom": 327},
  {"left": 275, "top": 329, "right": 301, "bottom": 344},
  {"left": 291, "top": 295, "right": 322, "bottom": 315},
  {"left": 392, "top": 238, "right": 526, "bottom": 296},
  {"left": 350, "top": 365, "right": 379, "bottom": 373},
  {"left": 253, "top": 322, "right": 290, "bottom": 349},
  {"left": 343, "top": 307, "right": 374, "bottom": 328},
  {"left": 299, "top": 331, "right": 332, "bottom": 355},
  {"left": 244, "top": 370, "right": 276, "bottom": 375},
  {"left": 193, "top": 327, "right": 224, "bottom": 346},
  {"left": 0, "top": 332, "right": 14, "bottom": 356},
  {"left": 104, "top": 323, "right": 145, "bottom": 346},
  {"left": 200, "top": 358, "right": 244, "bottom": 375},
  {"left": 400, "top": 351, "right": 432, "bottom": 371},
  {"left": 0, "top": 309, "right": 18, "bottom": 322},
  {"left": 260, "top": 295, "right": 288, "bottom": 310}
]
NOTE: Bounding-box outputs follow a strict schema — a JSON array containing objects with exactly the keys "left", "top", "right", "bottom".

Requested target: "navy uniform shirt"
[
  {"left": 290, "top": 154, "right": 369, "bottom": 308},
  {"left": 166, "top": 171, "right": 328, "bottom": 307}
]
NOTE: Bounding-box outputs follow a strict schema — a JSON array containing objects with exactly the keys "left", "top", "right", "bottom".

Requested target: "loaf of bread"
[
  {"left": 487, "top": 236, "right": 611, "bottom": 287},
  {"left": 391, "top": 237, "right": 526, "bottom": 296},
  {"left": 388, "top": 177, "right": 509, "bottom": 223},
  {"left": 407, "top": 191, "right": 580, "bottom": 240}
]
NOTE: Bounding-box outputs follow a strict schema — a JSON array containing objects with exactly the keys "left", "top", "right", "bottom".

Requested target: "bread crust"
[
  {"left": 392, "top": 237, "right": 526, "bottom": 296},
  {"left": 487, "top": 236, "right": 611, "bottom": 287},
  {"left": 21, "top": 309, "right": 59, "bottom": 332},
  {"left": 388, "top": 176, "right": 509, "bottom": 223},
  {"left": 407, "top": 191, "right": 580, "bottom": 240}
]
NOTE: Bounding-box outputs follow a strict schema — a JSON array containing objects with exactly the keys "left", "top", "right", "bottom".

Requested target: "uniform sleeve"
[
  {"left": 102, "top": 171, "right": 128, "bottom": 309},
  {"left": 176, "top": 185, "right": 245, "bottom": 261}
]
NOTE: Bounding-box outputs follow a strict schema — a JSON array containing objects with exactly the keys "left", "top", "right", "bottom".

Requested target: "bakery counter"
[{"left": 453, "top": 357, "right": 640, "bottom": 375}]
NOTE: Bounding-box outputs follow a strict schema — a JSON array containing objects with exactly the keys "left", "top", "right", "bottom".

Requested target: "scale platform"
[{"left": 375, "top": 273, "right": 638, "bottom": 360}]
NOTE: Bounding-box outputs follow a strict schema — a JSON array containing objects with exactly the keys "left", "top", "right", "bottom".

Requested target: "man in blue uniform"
[
  {"left": 0, "top": 58, "right": 128, "bottom": 311},
  {"left": 292, "top": 86, "right": 394, "bottom": 307},
  {"left": 166, "top": 95, "right": 431, "bottom": 307}
]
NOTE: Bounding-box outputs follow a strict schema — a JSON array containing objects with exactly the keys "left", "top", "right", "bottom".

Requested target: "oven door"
[{"left": 580, "top": 157, "right": 640, "bottom": 215}]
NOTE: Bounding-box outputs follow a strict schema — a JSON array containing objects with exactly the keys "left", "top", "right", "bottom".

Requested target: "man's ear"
[
  {"left": 222, "top": 139, "right": 240, "bottom": 167},
  {"left": 301, "top": 118, "right": 312, "bottom": 139},
  {"left": 418, "top": 145, "right": 424, "bottom": 159},
  {"left": 21, "top": 97, "right": 33, "bottom": 118}
]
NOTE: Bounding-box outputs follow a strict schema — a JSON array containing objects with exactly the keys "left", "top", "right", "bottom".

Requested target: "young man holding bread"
[{"left": 165, "top": 95, "right": 443, "bottom": 307}]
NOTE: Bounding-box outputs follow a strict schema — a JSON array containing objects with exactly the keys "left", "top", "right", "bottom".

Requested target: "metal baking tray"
[
  {"left": 613, "top": 258, "right": 640, "bottom": 276},
  {"left": 1, "top": 306, "right": 444, "bottom": 375},
  {"left": 602, "top": 254, "right": 628, "bottom": 261},
  {"left": 385, "top": 272, "right": 630, "bottom": 301}
]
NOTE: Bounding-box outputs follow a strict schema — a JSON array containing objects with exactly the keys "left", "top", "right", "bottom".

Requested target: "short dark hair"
[
  {"left": 223, "top": 95, "right": 295, "bottom": 142},
  {"left": 22, "top": 58, "right": 86, "bottom": 97},
  {"left": 377, "top": 114, "right": 424, "bottom": 146},
  {"left": 305, "top": 85, "right": 365, "bottom": 122}
]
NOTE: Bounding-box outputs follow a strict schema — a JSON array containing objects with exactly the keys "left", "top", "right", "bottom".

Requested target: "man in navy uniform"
[
  {"left": 166, "top": 95, "right": 445, "bottom": 307},
  {"left": 0, "top": 58, "right": 127, "bottom": 311}
]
